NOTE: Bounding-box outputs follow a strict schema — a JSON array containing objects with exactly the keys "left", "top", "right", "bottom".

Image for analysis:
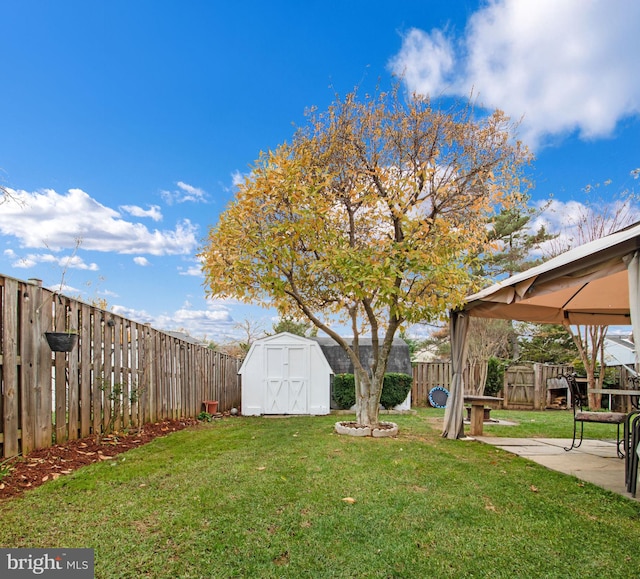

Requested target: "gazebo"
[{"left": 443, "top": 221, "right": 640, "bottom": 439}]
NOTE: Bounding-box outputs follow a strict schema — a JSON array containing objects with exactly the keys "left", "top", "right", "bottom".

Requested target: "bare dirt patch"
[{"left": 0, "top": 418, "right": 199, "bottom": 501}]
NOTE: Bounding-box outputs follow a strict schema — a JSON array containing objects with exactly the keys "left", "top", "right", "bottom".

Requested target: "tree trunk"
[
  {"left": 354, "top": 369, "right": 382, "bottom": 428},
  {"left": 468, "top": 360, "right": 489, "bottom": 395},
  {"left": 586, "top": 368, "right": 601, "bottom": 410}
]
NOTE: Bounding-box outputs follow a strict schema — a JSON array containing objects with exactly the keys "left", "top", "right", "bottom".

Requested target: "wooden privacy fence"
[
  {"left": 412, "top": 362, "right": 455, "bottom": 405},
  {"left": 412, "top": 361, "right": 574, "bottom": 409},
  {"left": 0, "top": 275, "right": 241, "bottom": 459}
]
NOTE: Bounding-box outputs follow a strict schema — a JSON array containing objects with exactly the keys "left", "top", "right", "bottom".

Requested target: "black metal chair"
[
  {"left": 626, "top": 413, "right": 640, "bottom": 496},
  {"left": 624, "top": 376, "right": 640, "bottom": 490},
  {"left": 561, "top": 373, "right": 627, "bottom": 458}
]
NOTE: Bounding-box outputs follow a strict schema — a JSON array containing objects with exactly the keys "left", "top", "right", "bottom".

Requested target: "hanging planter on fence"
[{"left": 44, "top": 331, "right": 78, "bottom": 352}]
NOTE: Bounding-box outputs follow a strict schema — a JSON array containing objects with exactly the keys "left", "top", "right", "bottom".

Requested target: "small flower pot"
[
  {"left": 44, "top": 332, "right": 78, "bottom": 352},
  {"left": 203, "top": 400, "right": 219, "bottom": 414}
]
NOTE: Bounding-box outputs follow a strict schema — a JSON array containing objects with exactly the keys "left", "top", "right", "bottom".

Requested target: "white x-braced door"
[{"left": 265, "top": 345, "right": 309, "bottom": 414}]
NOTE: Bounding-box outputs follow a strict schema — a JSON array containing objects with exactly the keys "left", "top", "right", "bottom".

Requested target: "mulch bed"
[{"left": 0, "top": 418, "right": 200, "bottom": 501}]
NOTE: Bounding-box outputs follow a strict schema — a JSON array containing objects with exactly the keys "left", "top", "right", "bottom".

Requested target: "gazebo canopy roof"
[{"left": 462, "top": 221, "right": 640, "bottom": 326}]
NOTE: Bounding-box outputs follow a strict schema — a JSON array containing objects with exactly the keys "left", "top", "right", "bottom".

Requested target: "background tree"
[
  {"left": 517, "top": 323, "right": 577, "bottom": 365},
  {"left": 415, "top": 196, "right": 554, "bottom": 386},
  {"left": 416, "top": 324, "right": 451, "bottom": 361},
  {"left": 200, "top": 87, "right": 531, "bottom": 428},
  {"left": 466, "top": 318, "right": 511, "bottom": 395},
  {"left": 477, "top": 197, "right": 556, "bottom": 359},
  {"left": 480, "top": 198, "right": 555, "bottom": 279},
  {"left": 271, "top": 315, "right": 317, "bottom": 337}
]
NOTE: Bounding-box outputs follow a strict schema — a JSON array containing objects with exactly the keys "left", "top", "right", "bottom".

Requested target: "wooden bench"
[{"left": 561, "top": 374, "right": 626, "bottom": 458}]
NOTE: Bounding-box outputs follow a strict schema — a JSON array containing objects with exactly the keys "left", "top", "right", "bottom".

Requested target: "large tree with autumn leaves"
[{"left": 200, "top": 88, "right": 531, "bottom": 428}]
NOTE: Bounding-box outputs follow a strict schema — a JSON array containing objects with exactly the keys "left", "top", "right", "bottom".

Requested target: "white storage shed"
[{"left": 239, "top": 332, "right": 333, "bottom": 416}]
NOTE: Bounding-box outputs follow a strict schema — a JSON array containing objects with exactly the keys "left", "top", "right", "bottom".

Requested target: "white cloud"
[
  {"left": 119, "top": 301, "right": 236, "bottom": 340},
  {"left": 8, "top": 250, "right": 99, "bottom": 271},
  {"left": 0, "top": 188, "right": 198, "bottom": 255},
  {"left": 389, "top": 0, "right": 640, "bottom": 148},
  {"left": 161, "top": 181, "right": 208, "bottom": 204},
  {"left": 134, "top": 256, "right": 150, "bottom": 266},
  {"left": 231, "top": 171, "right": 245, "bottom": 188},
  {"left": 179, "top": 265, "right": 204, "bottom": 276},
  {"left": 388, "top": 28, "right": 456, "bottom": 98},
  {"left": 120, "top": 204, "right": 163, "bottom": 221},
  {"left": 176, "top": 181, "right": 206, "bottom": 201},
  {"left": 178, "top": 255, "right": 204, "bottom": 277},
  {"left": 111, "top": 304, "right": 155, "bottom": 325}
]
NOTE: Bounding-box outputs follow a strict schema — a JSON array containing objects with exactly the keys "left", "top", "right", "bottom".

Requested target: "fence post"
[
  {"left": 2, "top": 278, "right": 19, "bottom": 458},
  {"left": 20, "top": 279, "right": 39, "bottom": 455}
]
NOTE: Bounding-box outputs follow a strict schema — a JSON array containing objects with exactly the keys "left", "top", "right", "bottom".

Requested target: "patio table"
[
  {"left": 588, "top": 389, "right": 640, "bottom": 411},
  {"left": 464, "top": 395, "right": 503, "bottom": 436}
]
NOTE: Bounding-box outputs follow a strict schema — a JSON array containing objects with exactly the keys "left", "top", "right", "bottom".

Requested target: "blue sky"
[{"left": 1, "top": 0, "right": 639, "bottom": 343}]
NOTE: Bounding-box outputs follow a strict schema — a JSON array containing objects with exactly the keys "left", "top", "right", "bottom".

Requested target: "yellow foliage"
[{"left": 199, "top": 86, "right": 531, "bottom": 383}]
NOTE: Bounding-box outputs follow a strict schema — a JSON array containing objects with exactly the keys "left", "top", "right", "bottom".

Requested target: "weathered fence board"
[
  {"left": 412, "top": 362, "right": 452, "bottom": 406},
  {"left": 413, "top": 361, "right": 574, "bottom": 409},
  {"left": 0, "top": 274, "right": 242, "bottom": 459},
  {"left": 2, "top": 278, "right": 19, "bottom": 457}
]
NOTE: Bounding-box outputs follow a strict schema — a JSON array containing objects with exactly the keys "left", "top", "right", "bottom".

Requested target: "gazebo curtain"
[
  {"left": 442, "top": 310, "right": 469, "bottom": 439},
  {"left": 626, "top": 251, "right": 640, "bottom": 375}
]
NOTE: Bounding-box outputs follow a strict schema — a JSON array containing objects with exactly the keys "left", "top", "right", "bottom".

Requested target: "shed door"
[{"left": 265, "top": 345, "right": 309, "bottom": 414}]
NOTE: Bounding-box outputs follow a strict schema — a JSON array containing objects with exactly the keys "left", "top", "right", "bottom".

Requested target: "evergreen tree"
[
  {"left": 479, "top": 199, "right": 556, "bottom": 280},
  {"left": 518, "top": 323, "right": 577, "bottom": 364},
  {"left": 271, "top": 315, "right": 317, "bottom": 337}
]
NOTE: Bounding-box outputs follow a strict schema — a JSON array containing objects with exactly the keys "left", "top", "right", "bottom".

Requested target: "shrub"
[
  {"left": 333, "top": 374, "right": 356, "bottom": 409},
  {"left": 485, "top": 357, "right": 506, "bottom": 397},
  {"left": 380, "top": 373, "right": 412, "bottom": 409},
  {"left": 332, "top": 373, "right": 412, "bottom": 410}
]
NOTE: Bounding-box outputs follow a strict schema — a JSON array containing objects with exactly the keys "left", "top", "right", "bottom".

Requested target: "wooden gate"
[
  {"left": 503, "top": 365, "right": 536, "bottom": 409},
  {"left": 503, "top": 363, "right": 571, "bottom": 410}
]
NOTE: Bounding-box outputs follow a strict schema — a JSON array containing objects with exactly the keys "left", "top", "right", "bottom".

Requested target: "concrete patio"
[{"left": 475, "top": 436, "right": 638, "bottom": 501}]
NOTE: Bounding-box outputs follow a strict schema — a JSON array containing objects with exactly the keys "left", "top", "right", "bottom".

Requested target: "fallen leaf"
[
  {"left": 342, "top": 497, "right": 356, "bottom": 504},
  {"left": 0, "top": 483, "right": 5, "bottom": 490},
  {"left": 51, "top": 473, "right": 61, "bottom": 480},
  {"left": 256, "top": 466, "right": 267, "bottom": 471},
  {"left": 42, "top": 475, "right": 49, "bottom": 482},
  {"left": 530, "top": 485, "right": 539, "bottom": 493}
]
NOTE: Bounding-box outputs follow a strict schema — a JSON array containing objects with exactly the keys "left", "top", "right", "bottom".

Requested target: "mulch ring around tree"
[{"left": 0, "top": 418, "right": 200, "bottom": 501}]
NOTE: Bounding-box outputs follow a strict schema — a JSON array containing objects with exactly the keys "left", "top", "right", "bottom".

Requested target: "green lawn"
[
  {"left": 1, "top": 409, "right": 639, "bottom": 578},
  {"left": 479, "top": 407, "right": 627, "bottom": 439}
]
